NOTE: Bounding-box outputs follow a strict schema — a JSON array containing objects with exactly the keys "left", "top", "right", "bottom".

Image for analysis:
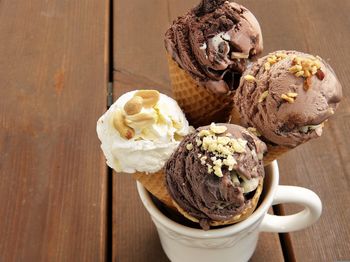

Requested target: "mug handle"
[{"left": 259, "top": 185, "right": 322, "bottom": 232}]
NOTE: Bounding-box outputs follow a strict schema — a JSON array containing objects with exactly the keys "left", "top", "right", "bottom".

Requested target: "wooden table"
[{"left": 0, "top": 0, "right": 349, "bottom": 261}]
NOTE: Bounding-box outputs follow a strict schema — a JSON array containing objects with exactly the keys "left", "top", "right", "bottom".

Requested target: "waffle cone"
[
  {"left": 167, "top": 56, "right": 234, "bottom": 127},
  {"left": 133, "top": 170, "right": 174, "bottom": 209},
  {"left": 263, "top": 144, "right": 291, "bottom": 166},
  {"left": 230, "top": 107, "right": 241, "bottom": 125},
  {"left": 173, "top": 178, "right": 264, "bottom": 227}
]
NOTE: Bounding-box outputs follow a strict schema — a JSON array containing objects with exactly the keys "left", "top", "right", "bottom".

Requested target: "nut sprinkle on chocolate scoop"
[
  {"left": 234, "top": 50, "right": 342, "bottom": 148},
  {"left": 165, "top": 123, "right": 267, "bottom": 229}
]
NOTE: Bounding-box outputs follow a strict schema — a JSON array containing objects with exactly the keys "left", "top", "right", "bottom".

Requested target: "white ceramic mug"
[{"left": 136, "top": 161, "right": 322, "bottom": 262}]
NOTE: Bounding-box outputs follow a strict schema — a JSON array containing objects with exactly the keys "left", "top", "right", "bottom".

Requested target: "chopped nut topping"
[
  {"left": 195, "top": 125, "right": 249, "bottom": 178},
  {"left": 304, "top": 77, "right": 312, "bottom": 90},
  {"left": 113, "top": 109, "right": 135, "bottom": 139},
  {"left": 287, "top": 92, "right": 298, "bottom": 98},
  {"left": 213, "top": 166, "right": 223, "bottom": 177},
  {"left": 311, "top": 66, "right": 318, "bottom": 75},
  {"left": 275, "top": 52, "right": 288, "bottom": 59},
  {"left": 208, "top": 142, "right": 218, "bottom": 152},
  {"left": 267, "top": 56, "right": 277, "bottom": 64},
  {"left": 198, "top": 130, "right": 211, "bottom": 137},
  {"left": 244, "top": 74, "right": 256, "bottom": 82},
  {"left": 295, "top": 70, "right": 305, "bottom": 77},
  {"left": 281, "top": 94, "right": 295, "bottom": 103},
  {"left": 186, "top": 143, "right": 193, "bottom": 150},
  {"left": 209, "top": 123, "right": 227, "bottom": 134},
  {"left": 264, "top": 62, "right": 271, "bottom": 71},
  {"left": 217, "top": 136, "right": 231, "bottom": 145},
  {"left": 207, "top": 164, "right": 213, "bottom": 173},
  {"left": 288, "top": 56, "right": 325, "bottom": 90},
  {"left": 258, "top": 90, "right": 269, "bottom": 103},
  {"left": 223, "top": 155, "right": 237, "bottom": 171},
  {"left": 200, "top": 156, "right": 207, "bottom": 165},
  {"left": 289, "top": 65, "right": 303, "bottom": 73},
  {"left": 124, "top": 96, "right": 143, "bottom": 115},
  {"left": 264, "top": 52, "right": 288, "bottom": 71},
  {"left": 231, "top": 139, "right": 247, "bottom": 153},
  {"left": 213, "top": 159, "right": 222, "bottom": 167},
  {"left": 134, "top": 90, "right": 160, "bottom": 108},
  {"left": 316, "top": 69, "right": 325, "bottom": 80}
]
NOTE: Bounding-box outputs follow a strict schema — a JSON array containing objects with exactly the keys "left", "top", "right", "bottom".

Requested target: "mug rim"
[{"left": 137, "top": 161, "right": 279, "bottom": 238}]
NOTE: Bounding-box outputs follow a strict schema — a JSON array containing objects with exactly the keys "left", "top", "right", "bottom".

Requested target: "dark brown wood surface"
[
  {"left": 1, "top": 0, "right": 349, "bottom": 261},
  {"left": 113, "top": 0, "right": 284, "bottom": 261},
  {"left": 0, "top": 0, "right": 109, "bottom": 261}
]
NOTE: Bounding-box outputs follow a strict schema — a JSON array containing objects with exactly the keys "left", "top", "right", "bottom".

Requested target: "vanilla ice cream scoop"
[{"left": 97, "top": 90, "right": 192, "bottom": 173}]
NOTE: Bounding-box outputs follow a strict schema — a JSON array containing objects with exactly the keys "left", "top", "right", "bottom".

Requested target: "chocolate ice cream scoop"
[
  {"left": 165, "top": 123, "right": 267, "bottom": 229},
  {"left": 165, "top": 0, "right": 263, "bottom": 94},
  {"left": 234, "top": 50, "right": 342, "bottom": 148}
]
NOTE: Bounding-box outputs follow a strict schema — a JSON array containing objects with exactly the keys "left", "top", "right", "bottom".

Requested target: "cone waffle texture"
[
  {"left": 167, "top": 55, "right": 234, "bottom": 127},
  {"left": 230, "top": 107, "right": 241, "bottom": 125},
  {"left": 133, "top": 170, "right": 175, "bottom": 208},
  {"left": 173, "top": 178, "right": 264, "bottom": 227},
  {"left": 263, "top": 144, "right": 291, "bottom": 166}
]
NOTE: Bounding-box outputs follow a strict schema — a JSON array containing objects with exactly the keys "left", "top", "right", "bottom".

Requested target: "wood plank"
[
  {"left": 113, "top": 174, "right": 169, "bottom": 261},
  {"left": 113, "top": 1, "right": 171, "bottom": 259},
  {"left": 113, "top": 1, "right": 283, "bottom": 260},
  {"left": 251, "top": 233, "right": 284, "bottom": 262},
  {"left": 0, "top": 0, "right": 109, "bottom": 261},
  {"left": 114, "top": 0, "right": 171, "bottom": 90}
]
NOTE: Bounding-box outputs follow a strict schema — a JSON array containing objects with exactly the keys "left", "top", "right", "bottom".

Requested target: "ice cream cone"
[
  {"left": 230, "top": 107, "right": 241, "bottom": 125},
  {"left": 134, "top": 169, "right": 263, "bottom": 227},
  {"left": 263, "top": 144, "right": 291, "bottom": 166},
  {"left": 173, "top": 179, "right": 263, "bottom": 227},
  {"left": 232, "top": 51, "right": 342, "bottom": 165},
  {"left": 133, "top": 170, "right": 175, "bottom": 209},
  {"left": 167, "top": 55, "right": 234, "bottom": 127}
]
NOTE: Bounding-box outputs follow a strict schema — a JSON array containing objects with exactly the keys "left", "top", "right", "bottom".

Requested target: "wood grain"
[
  {"left": 113, "top": 174, "right": 169, "bottom": 261},
  {"left": 0, "top": 0, "right": 109, "bottom": 261},
  {"left": 113, "top": 1, "right": 283, "bottom": 261},
  {"left": 114, "top": 0, "right": 170, "bottom": 90}
]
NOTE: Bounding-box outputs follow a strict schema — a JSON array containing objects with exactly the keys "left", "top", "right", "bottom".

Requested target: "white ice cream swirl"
[{"left": 96, "top": 90, "right": 192, "bottom": 173}]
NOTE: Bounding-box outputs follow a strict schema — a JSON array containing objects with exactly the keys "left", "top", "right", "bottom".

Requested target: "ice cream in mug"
[{"left": 166, "top": 123, "right": 267, "bottom": 230}]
